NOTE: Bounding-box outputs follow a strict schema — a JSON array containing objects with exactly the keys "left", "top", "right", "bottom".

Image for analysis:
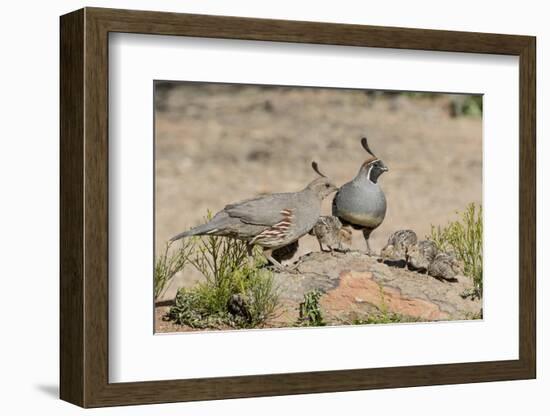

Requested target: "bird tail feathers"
[
  {"left": 170, "top": 215, "right": 227, "bottom": 241},
  {"left": 169, "top": 229, "right": 194, "bottom": 242}
]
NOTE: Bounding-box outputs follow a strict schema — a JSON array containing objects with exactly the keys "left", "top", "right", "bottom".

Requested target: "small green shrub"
[
  {"left": 167, "top": 288, "right": 226, "bottom": 329},
  {"left": 430, "top": 203, "right": 483, "bottom": 298},
  {"left": 297, "top": 290, "right": 326, "bottom": 327},
  {"left": 168, "top": 256, "right": 279, "bottom": 329}
]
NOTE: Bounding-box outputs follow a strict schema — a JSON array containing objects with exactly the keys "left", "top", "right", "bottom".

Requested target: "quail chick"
[
  {"left": 380, "top": 229, "right": 418, "bottom": 261},
  {"left": 379, "top": 244, "right": 399, "bottom": 262},
  {"left": 332, "top": 137, "right": 388, "bottom": 255},
  {"left": 407, "top": 240, "right": 438, "bottom": 272},
  {"left": 309, "top": 215, "right": 352, "bottom": 253},
  {"left": 380, "top": 230, "right": 417, "bottom": 268},
  {"left": 171, "top": 162, "right": 338, "bottom": 271},
  {"left": 428, "top": 252, "right": 462, "bottom": 280},
  {"left": 227, "top": 293, "right": 251, "bottom": 323}
]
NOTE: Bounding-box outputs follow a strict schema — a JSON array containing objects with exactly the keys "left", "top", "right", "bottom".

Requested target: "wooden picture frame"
[{"left": 60, "top": 7, "right": 536, "bottom": 408}]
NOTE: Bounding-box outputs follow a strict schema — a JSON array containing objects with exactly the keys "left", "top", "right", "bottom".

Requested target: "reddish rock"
[{"left": 321, "top": 270, "right": 449, "bottom": 321}]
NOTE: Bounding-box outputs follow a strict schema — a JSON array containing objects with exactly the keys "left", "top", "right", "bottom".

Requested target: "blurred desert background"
[{"left": 155, "top": 82, "right": 482, "bottom": 301}]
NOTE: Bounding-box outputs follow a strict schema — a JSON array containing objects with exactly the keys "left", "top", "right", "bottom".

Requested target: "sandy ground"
[{"left": 155, "top": 83, "right": 482, "bottom": 301}]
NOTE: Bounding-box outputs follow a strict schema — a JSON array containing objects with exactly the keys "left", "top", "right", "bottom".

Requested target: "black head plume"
[
  {"left": 311, "top": 161, "right": 326, "bottom": 177},
  {"left": 361, "top": 137, "right": 376, "bottom": 158}
]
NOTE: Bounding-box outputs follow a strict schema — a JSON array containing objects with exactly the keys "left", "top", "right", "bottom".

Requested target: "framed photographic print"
[{"left": 60, "top": 7, "right": 536, "bottom": 408}]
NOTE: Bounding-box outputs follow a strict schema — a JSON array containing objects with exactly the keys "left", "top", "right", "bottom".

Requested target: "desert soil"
[{"left": 154, "top": 83, "right": 482, "bottom": 314}]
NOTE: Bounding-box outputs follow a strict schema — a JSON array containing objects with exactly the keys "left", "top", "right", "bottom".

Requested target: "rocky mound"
[{"left": 271, "top": 250, "right": 482, "bottom": 326}]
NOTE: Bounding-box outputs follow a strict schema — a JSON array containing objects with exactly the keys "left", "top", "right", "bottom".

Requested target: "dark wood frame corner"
[{"left": 60, "top": 7, "right": 536, "bottom": 408}]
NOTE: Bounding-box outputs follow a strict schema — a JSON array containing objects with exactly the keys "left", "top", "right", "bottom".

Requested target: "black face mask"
[{"left": 368, "top": 161, "right": 388, "bottom": 184}]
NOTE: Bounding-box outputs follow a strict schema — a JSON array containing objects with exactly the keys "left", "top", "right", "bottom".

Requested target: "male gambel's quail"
[
  {"left": 332, "top": 137, "right": 388, "bottom": 255},
  {"left": 309, "top": 215, "right": 352, "bottom": 253},
  {"left": 170, "top": 162, "right": 338, "bottom": 270}
]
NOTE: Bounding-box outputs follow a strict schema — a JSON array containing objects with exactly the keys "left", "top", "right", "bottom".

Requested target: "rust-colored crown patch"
[{"left": 361, "top": 157, "right": 379, "bottom": 169}]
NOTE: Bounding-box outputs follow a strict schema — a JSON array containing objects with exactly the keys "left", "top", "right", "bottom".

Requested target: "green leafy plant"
[
  {"left": 297, "top": 290, "right": 326, "bottom": 327},
  {"left": 430, "top": 203, "right": 483, "bottom": 298},
  {"left": 166, "top": 288, "right": 226, "bottom": 329}
]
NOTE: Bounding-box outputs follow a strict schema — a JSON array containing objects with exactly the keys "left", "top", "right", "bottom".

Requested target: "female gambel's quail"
[
  {"left": 170, "top": 162, "right": 338, "bottom": 271},
  {"left": 332, "top": 137, "right": 388, "bottom": 255}
]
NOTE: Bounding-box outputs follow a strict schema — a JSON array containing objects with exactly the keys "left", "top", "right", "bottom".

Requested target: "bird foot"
[
  {"left": 334, "top": 247, "right": 350, "bottom": 254},
  {"left": 265, "top": 254, "right": 301, "bottom": 274},
  {"left": 286, "top": 260, "right": 303, "bottom": 274},
  {"left": 267, "top": 264, "right": 300, "bottom": 274},
  {"left": 364, "top": 247, "right": 381, "bottom": 257}
]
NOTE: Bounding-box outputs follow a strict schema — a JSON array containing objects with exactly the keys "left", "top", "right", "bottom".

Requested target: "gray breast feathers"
[{"left": 333, "top": 181, "right": 386, "bottom": 228}]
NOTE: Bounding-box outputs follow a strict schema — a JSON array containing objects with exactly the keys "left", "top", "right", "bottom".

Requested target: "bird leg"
[
  {"left": 264, "top": 253, "right": 285, "bottom": 270},
  {"left": 365, "top": 240, "right": 373, "bottom": 256},
  {"left": 362, "top": 228, "right": 374, "bottom": 256},
  {"left": 328, "top": 246, "right": 338, "bottom": 257},
  {"left": 333, "top": 244, "right": 349, "bottom": 254},
  {"left": 263, "top": 249, "right": 300, "bottom": 274},
  {"left": 317, "top": 240, "right": 330, "bottom": 253},
  {"left": 245, "top": 243, "right": 256, "bottom": 267}
]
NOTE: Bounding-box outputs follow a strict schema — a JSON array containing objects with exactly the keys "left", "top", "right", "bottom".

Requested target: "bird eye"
[{"left": 325, "top": 184, "right": 330, "bottom": 188}]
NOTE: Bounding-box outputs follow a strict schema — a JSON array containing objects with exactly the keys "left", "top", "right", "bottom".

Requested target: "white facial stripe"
[
  {"left": 366, "top": 159, "right": 382, "bottom": 184},
  {"left": 367, "top": 164, "right": 374, "bottom": 184}
]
